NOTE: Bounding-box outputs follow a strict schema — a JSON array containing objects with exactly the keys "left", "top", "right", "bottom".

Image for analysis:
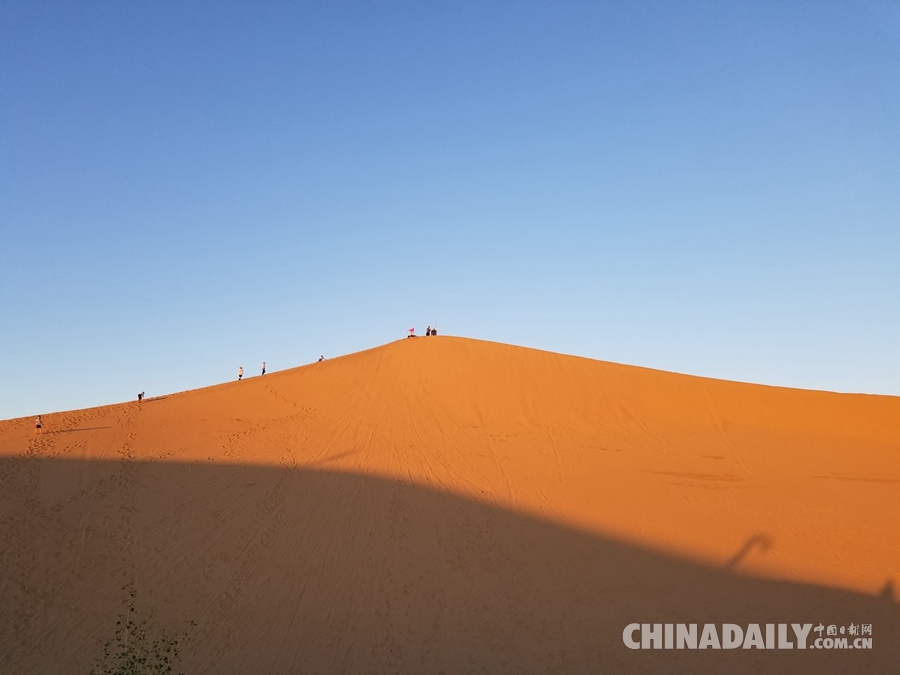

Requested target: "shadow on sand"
[
  {"left": 0, "top": 457, "right": 896, "bottom": 674},
  {"left": 47, "top": 426, "right": 112, "bottom": 434}
]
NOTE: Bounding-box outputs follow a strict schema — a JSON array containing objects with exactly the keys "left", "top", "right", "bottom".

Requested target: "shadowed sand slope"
[
  {"left": 1, "top": 460, "right": 898, "bottom": 674},
  {"left": 1, "top": 336, "right": 898, "bottom": 673}
]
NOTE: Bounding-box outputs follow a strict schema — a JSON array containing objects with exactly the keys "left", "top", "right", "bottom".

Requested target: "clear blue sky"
[{"left": 2, "top": 1, "right": 898, "bottom": 418}]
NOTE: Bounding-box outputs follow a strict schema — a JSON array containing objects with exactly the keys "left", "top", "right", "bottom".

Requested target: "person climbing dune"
[{"left": 34, "top": 415, "right": 42, "bottom": 434}]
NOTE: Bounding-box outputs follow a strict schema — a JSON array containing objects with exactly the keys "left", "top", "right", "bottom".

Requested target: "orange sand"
[{"left": 1, "top": 337, "right": 898, "bottom": 673}]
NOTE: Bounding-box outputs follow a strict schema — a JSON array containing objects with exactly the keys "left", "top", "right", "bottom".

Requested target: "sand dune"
[{"left": 1, "top": 336, "right": 898, "bottom": 673}]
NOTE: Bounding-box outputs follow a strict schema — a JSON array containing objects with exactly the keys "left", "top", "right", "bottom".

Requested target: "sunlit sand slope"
[{"left": 1, "top": 336, "right": 897, "bottom": 674}]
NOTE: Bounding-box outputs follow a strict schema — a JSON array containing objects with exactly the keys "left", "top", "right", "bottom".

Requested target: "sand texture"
[{"left": 1, "top": 337, "right": 898, "bottom": 673}]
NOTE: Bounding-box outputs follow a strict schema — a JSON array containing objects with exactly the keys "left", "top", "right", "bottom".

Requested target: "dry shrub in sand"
[{"left": 90, "top": 584, "right": 195, "bottom": 675}]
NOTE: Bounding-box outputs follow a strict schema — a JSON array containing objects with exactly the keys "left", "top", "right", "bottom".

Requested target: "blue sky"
[{"left": 2, "top": 1, "right": 898, "bottom": 418}]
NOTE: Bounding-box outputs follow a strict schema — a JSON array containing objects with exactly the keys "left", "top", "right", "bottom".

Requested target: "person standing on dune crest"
[
  {"left": 261, "top": 361, "right": 266, "bottom": 375},
  {"left": 238, "top": 366, "right": 243, "bottom": 381},
  {"left": 34, "top": 415, "right": 42, "bottom": 434}
]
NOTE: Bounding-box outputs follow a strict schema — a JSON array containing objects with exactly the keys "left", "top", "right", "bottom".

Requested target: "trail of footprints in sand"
[
  {"left": 115, "top": 404, "right": 140, "bottom": 586},
  {"left": 52, "top": 405, "right": 146, "bottom": 580}
]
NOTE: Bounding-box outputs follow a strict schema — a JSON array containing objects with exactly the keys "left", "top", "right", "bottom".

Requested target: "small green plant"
[{"left": 90, "top": 584, "right": 196, "bottom": 675}]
